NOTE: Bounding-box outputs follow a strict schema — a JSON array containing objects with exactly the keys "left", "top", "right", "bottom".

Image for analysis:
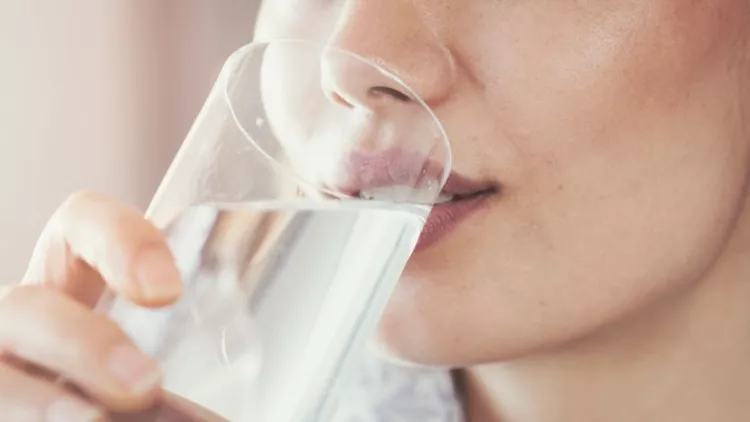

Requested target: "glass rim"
[
  {"left": 221, "top": 38, "right": 453, "bottom": 202},
  {"left": 148, "top": 200, "right": 430, "bottom": 230},
  {"left": 196, "top": 197, "right": 430, "bottom": 216}
]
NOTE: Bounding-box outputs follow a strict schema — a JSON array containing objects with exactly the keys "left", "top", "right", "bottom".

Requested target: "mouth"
[
  {"left": 433, "top": 186, "right": 498, "bottom": 205},
  {"left": 354, "top": 173, "right": 497, "bottom": 204},
  {"left": 432, "top": 171, "right": 499, "bottom": 205},
  {"left": 310, "top": 149, "right": 496, "bottom": 251},
  {"left": 410, "top": 172, "right": 499, "bottom": 252}
]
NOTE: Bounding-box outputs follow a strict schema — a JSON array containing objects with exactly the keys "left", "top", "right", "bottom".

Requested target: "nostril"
[
  {"left": 328, "top": 86, "right": 412, "bottom": 111},
  {"left": 330, "top": 91, "right": 355, "bottom": 109},
  {"left": 368, "top": 86, "right": 412, "bottom": 102}
]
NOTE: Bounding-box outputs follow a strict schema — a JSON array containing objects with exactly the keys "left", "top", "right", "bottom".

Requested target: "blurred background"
[{"left": 0, "top": 1, "right": 261, "bottom": 281}]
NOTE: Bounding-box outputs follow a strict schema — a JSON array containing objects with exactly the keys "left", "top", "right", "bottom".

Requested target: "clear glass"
[{"left": 99, "top": 39, "right": 451, "bottom": 422}]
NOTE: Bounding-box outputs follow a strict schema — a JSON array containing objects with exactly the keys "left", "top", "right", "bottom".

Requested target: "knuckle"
[
  {"left": 60, "top": 190, "right": 108, "bottom": 212},
  {"left": 47, "top": 307, "right": 130, "bottom": 365},
  {"left": 56, "top": 189, "right": 158, "bottom": 249},
  {"left": 0, "top": 285, "right": 130, "bottom": 359},
  {"left": 0, "top": 285, "right": 49, "bottom": 313},
  {"left": 0, "top": 285, "right": 71, "bottom": 342},
  {"left": 77, "top": 313, "right": 131, "bottom": 356},
  {"left": 0, "top": 365, "right": 57, "bottom": 421},
  {"left": 48, "top": 190, "right": 107, "bottom": 233}
]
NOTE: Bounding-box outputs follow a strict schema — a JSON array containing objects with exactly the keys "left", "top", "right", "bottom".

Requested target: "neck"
[{"left": 465, "top": 210, "right": 750, "bottom": 422}]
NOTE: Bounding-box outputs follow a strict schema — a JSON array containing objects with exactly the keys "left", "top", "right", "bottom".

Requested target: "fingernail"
[
  {"left": 108, "top": 345, "right": 162, "bottom": 393},
  {"left": 47, "top": 398, "right": 103, "bottom": 422},
  {"left": 135, "top": 247, "right": 181, "bottom": 302}
]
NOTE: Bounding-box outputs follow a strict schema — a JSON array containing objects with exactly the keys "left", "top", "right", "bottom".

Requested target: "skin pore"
[{"left": 255, "top": 1, "right": 750, "bottom": 421}]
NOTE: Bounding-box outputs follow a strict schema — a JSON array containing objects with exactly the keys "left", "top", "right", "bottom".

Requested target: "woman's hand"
[{"left": 0, "top": 191, "right": 182, "bottom": 421}]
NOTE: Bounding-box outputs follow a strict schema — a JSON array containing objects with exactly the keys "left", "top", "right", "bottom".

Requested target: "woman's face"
[{"left": 255, "top": 1, "right": 750, "bottom": 365}]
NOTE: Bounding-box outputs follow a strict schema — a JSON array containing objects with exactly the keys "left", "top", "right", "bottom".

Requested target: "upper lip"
[
  {"left": 322, "top": 149, "right": 445, "bottom": 196},
  {"left": 321, "top": 148, "right": 496, "bottom": 202}
]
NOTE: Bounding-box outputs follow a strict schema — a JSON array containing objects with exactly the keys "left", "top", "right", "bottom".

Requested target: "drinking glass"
[{"left": 98, "top": 39, "right": 451, "bottom": 422}]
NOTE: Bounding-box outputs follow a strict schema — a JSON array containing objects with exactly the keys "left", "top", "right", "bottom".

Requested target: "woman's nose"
[{"left": 321, "top": 1, "right": 456, "bottom": 111}]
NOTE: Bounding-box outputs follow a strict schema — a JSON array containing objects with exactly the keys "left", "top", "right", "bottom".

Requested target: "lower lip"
[{"left": 414, "top": 193, "right": 492, "bottom": 252}]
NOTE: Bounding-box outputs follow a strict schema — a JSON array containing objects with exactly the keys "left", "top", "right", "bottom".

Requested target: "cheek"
[
  {"left": 462, "top": 0, "right": 750, "bottom": 250},
  {"left": 377, "top": 151, "right": 748, "bottom": 365},
  {"left": 468, "top": 2, "right": 735, "bottom": 136},
  {"left": 375, "top": 1, "right": 750, "bottom": 363},
  {"left": 517, "top": 3, "right": 748, "bottom": 302}
]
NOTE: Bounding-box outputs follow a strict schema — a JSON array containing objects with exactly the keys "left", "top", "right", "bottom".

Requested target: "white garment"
[{"left": 329, "top": 352, "right": 465, "bottom": 422}]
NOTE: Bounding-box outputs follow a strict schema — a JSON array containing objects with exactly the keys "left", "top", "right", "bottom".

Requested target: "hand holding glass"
[{"left": 97, "top": 40, "right": 451, "bottom": 422}]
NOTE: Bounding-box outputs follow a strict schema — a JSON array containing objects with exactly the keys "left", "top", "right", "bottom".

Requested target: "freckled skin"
[{"left": 255, "top": 0, "right": 750, "bottom": 367}]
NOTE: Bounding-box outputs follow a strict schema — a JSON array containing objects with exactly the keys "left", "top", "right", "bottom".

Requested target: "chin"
[
  {"left": 367, "top": 328, "right": 458, "bottom": 369},
  {"left": 365, "top": 337, "right": 455, "bottom": 370},
  {"left": 369, "top": 294, "right": 491, "bottom": 368}
]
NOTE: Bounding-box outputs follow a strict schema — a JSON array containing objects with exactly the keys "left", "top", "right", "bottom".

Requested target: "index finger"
[{"left": 22, "top": 190, "right": 182, "bottom": 308}]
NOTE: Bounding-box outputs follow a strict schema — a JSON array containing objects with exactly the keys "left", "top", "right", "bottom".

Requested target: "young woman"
[{"left": 4, "top": 1, "right": 750, "bottom": 421}]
